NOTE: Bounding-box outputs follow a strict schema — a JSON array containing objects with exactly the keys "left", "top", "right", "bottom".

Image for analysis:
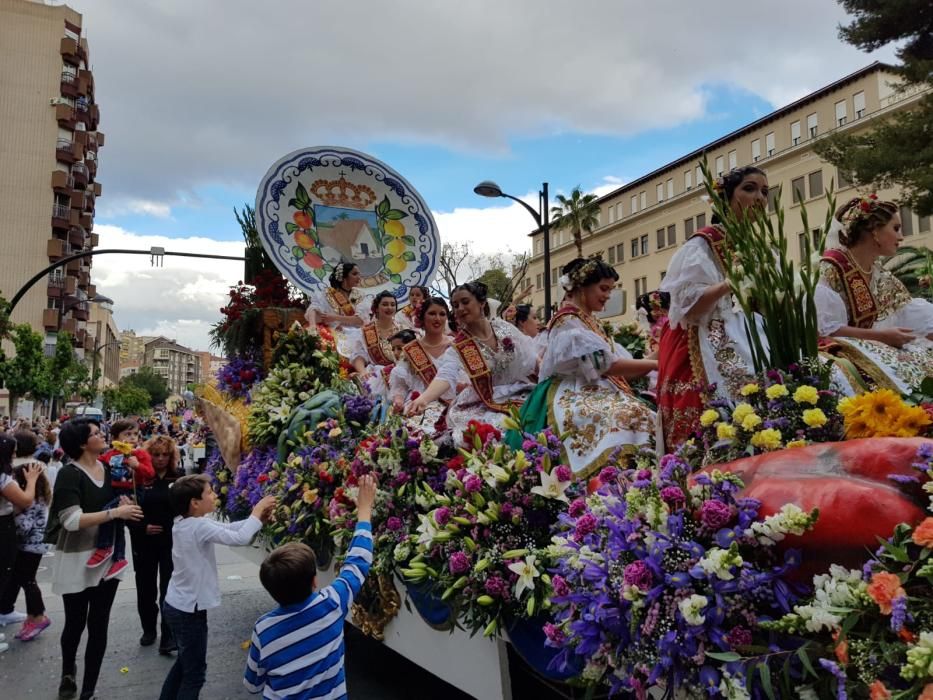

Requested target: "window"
[
  {"left": 631, "top": 195, "right": 638, "bottom": 213},
  {"left": 791, "top": 176, "right": 806, "bottom": 204},
  {"left": 615, "top": 243, "right": 625, "bottom": 263},
  {"left": 631, "top": 238, "right": 639, "bottom": 259},
  {"left": 616, "top": 203, "right": 623, "bottom": 220},
  {"left": 657, "top": 227, "right": 666, "bottom": 249},
  {"left": 695, "top": 165, "right": 702, "bottom": 187},
  {"left": 715, "top": 155, "right": 724, "bottom": 177},
  {"left": 807, "top": 113, "right": 818, "bottom": 138},
  {"left": 791, "top": 121, "right": 801, "bottom": 146},
  {"left": 667, "top": 224, "right": 676, "bottom": 247},
  {"left": 635, "top": 277, "right": 647, "bottom": 298},
  {"left": 608, "top": 206, "right": 615, "bottom": 224},
  {"left": 359, "top": 242, "right": 369, "bottom": 256},
  {"left": 766, "top": 131, "right": 775, "bottom": 156},
  {"left": 835, "top": 99, "right": 847, "bottom": 126},
  {"left": 551, "top": 268, "right": 559, "bottom": 285},
  {"left": 728, "top": 150, "right": 737, "bottom": 170},
  {"left": 798, "top": 231, "right": 809, "bottom": 259},
  {"left": 751, "top": 138, "right": 761, "bottom": 162},
  {"left": 640, "top": 234, "right": 649, "bottom": 256},
  {"left": 768, "top": 185, "right": 782, "bottom": 213},
  {"left": 667, "top": 178, "right": 674, "bottom": 199},
  {"left": 534, "top": 238, "right": 542, "bottom": 255},
  {"left": 607, "top": 246, "right": 615, "bottom": 264},
  {"left": 808, "top": 170, "right": 823, "bottom": 198},
  {"left": 919, "top": 214, "right": 930, "bottom": 233},
  {"left": 854, "top": 91, "right": 866, "bottom": 119},
  {"left": 536, "top": 273, "right": 542, "bottom": 290},
  {"left": 619, "top": 289, "right": 627, "bottom": 310},
  {"left": 684, "top": 217, "right": 695, "bottom": 238},
  {"left": 657, "top": 183, "right": 664, "bottom": 202},
  {"left": 685, "top": 169, "right": 693, "bottom": 190},
  {"left": 696, "top": 213, "right": 706, "bottom": 230},
  {"left": 837, "top": 167, "right": 851, "bottom": 189},
  {"left": 901, "top": 207, "right": 914, "bottom": 237},
  {"left": 640, "top": 192, "right": 647, "bottom": 210},
  {"left": 551, "top": 231, "right": 559, "bottom": 247}
]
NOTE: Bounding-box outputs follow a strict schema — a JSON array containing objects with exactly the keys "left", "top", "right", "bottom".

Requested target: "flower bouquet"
[
  {"left": 225, "top": 446, "right": 278, "bottom": 520},
  {"left": 839, "top": 389, "right": 932, "bottom": 439},
  {"left": 204, "top": 447, "right": 234, "bottom": 514},
  {"left": 401, "top": 426, "right": 577, "bottom": 637},
  {"left": 216, "top": 355, "right": 264, "bottom": 401},
  {"left": 546, "top": 451, "right": 817, "bottom": 697},
  {"left": 689, "top": 365, "right": 845, "bottom": 466},
  {"left": 763, "top": 444, "right": 933, "bottom": 699}
]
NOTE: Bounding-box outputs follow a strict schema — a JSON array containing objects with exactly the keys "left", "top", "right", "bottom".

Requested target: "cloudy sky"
[{"left": 75, "top": 0, "right": 894, "bottom": 351}]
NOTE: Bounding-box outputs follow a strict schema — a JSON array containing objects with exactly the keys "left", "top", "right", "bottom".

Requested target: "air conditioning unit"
[{"left": 49, "top": 97, "right": 69, "bottom": 106}]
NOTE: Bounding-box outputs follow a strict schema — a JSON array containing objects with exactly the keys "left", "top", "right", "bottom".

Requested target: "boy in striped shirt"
[{"left": 244, "top": 474, "right": 376, "bottom": 699}]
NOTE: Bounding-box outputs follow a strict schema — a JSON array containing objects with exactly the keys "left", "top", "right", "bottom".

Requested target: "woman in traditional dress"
[
  {"left": 348, "top": 291, "right": 402, "bottom": 398},
  {"left": 304, "top": 263, "right": 369, "bottom": 359},
  {"left": 657, "top": 166, "right": 769, "bottom": 453},
  {"left": 390, "top": 298, "right": 456, "bottom": 432},
  {"left": 517, "top": 258, "right": 657, "bottom": 476},
  {"left": 505, "top": 304, "right": 548, "bottom": 360},
  {"left": 396, "top": 285, "right": 429, "bottom": 331},
  {"left": 405, "top": 282, "right": 537, "bottom": 436},
  {"left": 817, "top": 196, "right": 933, "bottom": 393}
]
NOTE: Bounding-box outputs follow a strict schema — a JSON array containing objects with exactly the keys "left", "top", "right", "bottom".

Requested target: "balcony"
[
  {"left": 60, "top": 69, "right": 80, "bottom": 98},
  {"left": 73, "top": 302, "right": 89, "bottom": 321},
  {"left": 55, "top": 104, "right": 76, "bottom": 129},
  {"left": 92, "top": 181, "right": 102, "bottom": 196},
  {"left": 75, "top": 328, "right": 88, "bottom": 347},
  {"left": 60, "top": 37, "right": 80, "bottom": 66},
  {"left": 61, "top": 318, "right": 77, "bottom": 335},
  {"left": 86, "top": 284, "right": 96, "bottom": 297},
  {"left": 79, "top": 212, "right": 92, "bottom": 229},
  {"left": 71, "top": 163, "right": 88, "bottom": 188},
  {"left": 51, "top": 170, "right": 74, "bottom": 192},
  {"left": 52, "top": 203, "right": 70, "bottom": 230},
  {"left": 89, "top": 233, "right": 99, "bottom": 247},
  {"left": 83, "top": 190, "right": 95, "bottom": 213},
  {"left": 43, "top": 308, "right": 61, "bottom": 331},
  {"left": 88, "top": 104, "right": 100, "bottom": 130},
  {"left": 78, "top": 69, "right": 93, "bottom": 96},
  {"left": 47, "top": 274, "right": 64, "bottom": 298},
  {"left": 77, "top": 38, "right": 88, "bottom": 62},
  {"left": 78, "top": 271, "right": 90, "bottom": 288},
  {"left": 65, "top": 257, "right": 80, "bottom": 274},
  {"left": 56, "top": 138, "right": 83, "bottom": 165},
  {"left": 68, "top": 226, "right": 85, "bottom": 247},
  {"left": 86, "top": 155, "right": 97, "bottom": 178},
  {"left": 71, "top": 190, "right": 86, "bottom": 210},
  {"left": 47, "top": 238, "right": 66, "bottom": 260}
]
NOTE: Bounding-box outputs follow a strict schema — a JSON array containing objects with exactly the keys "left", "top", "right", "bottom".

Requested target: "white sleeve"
[
  {"left": 388, "top": 364, "right": 412, "bottom": 401},
  {"left": 882, "top": 297, "right": 933, "bottom": 336},
  {"left": 348, "top": 330, "right": 368, "bottom": 365},
  {"left": 539, "top": 318, "right": 613, "bottom": 381},
  {"left": 659, "top": 237, "right": 724, "bottom": 329},
  {"left": 197, "top": 515, "right": 262, "bottom": 545},
  {"left": 814, "top": 282, "right": 850, "bottom": 336},
  {"left": 306, "top": 287, "right": 331, "bottom": 314},
  {"left": 434, "top": 346, "right": 462, "bottom": 388},
  {"left": 493, "top": 319, "right": 538, "bottom": 381}
]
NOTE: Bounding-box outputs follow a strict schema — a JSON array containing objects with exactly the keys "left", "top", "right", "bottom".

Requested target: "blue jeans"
[
  {"left": 95, "top": 497, "right": 126, "bottom": 561},
  {"left": 159, "top": 602, "right": 207, "bottom": 699}
]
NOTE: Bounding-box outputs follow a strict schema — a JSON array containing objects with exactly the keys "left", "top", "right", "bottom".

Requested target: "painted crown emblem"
[{"left": 309, "top": 175, "right": 377, "bottom": 209}]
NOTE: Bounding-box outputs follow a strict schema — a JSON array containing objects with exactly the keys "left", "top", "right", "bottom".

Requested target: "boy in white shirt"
[{"left": 159, "top": 474, "right": 275, "bottom": 700}]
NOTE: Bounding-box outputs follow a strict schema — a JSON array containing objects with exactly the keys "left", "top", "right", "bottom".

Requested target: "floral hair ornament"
[
  {"left": 565, "top": 255, "right": 604, "bottom": 291},
  {"left": 840, "top": 193, "right": 880, "bottom": 229},
  {"left": 332, "top": 263, "right": 346, "bottom": 282}
]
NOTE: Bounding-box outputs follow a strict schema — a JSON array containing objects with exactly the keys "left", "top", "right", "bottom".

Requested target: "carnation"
[
  {"left": 699, "top": 499, "right": 733, "bottom": 530},
  {"left": 434, "top": 507, "right": 451, "bottom": 526},
  {"left": 660, "top": 485, "right": 685, "bottom": 507},
  {"left": 765, "top": 383, "right": 789, "bottom": 399},
  {"left": 449, "top": 551, "right": 471, "bottom": 575},
  {"left": 551, "top": 574, "right": 570, "bottom": 597},
  {"left": 700, "top": 409, "right": 719, "bottom": 427},
  {"left": 793, "top": 385, "right": 820, "bottom": 405},
  {"left": 723, "top": 626, "right": 753, "bottom": 648},
  {"left": 623, "top": 560, "right": 654, "bottom": 590},
  {"left": 568, "top": 498, "right": 587, "bottom": 518},
  {"left": 484, "top": 575, "right": 509, "bottom": 598},
  {"left": 554, "top": 464, "right": 572, "bottom": 482},
  {"left": 464, "top": 475, "right": 483, "bottom": 493},
  {"left": 574, "top": 513, "right": 599, "bottom": 541},
  {"left": 386, "top": 516, "right": 403, "bottom": 531}
]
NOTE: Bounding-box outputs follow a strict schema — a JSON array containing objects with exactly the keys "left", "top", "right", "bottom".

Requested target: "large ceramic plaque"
[{"left": 255, "top": 146, "right": 439, "bottom": 303}]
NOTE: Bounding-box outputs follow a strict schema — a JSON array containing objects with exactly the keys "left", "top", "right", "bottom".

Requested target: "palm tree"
[
  {"left": 550, "top": 187, "right": 601, "bottom": 257},
  {"left": 883, "top": 245, "right": 933, "bottom": 300}
]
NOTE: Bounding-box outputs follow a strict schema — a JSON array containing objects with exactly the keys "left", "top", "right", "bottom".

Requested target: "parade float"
[{"left": 196, "top": 150, "right": 933, "bottom": 699}]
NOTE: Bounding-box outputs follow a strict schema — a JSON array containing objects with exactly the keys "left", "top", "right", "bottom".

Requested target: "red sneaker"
[
  {"left": 103, "top": 558, "right": 128, "bottom": 581},
  {"left": 86, "top": 547, "right": 114, "bottom": 569}
]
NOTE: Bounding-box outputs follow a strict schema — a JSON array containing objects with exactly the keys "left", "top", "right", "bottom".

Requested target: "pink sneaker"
[
  {"left": 15, "top": 618, "right": 51, "bottom": 642},
  {"left": 86, "top": 547, "right": 114, "bottom": 569},
  {"left": 103, "top": 558, "right": 128, "bottom": 581}
]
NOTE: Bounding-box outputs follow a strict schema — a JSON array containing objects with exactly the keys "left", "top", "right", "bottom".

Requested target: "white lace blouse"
[
  {"left": 539, "top": 316, "right": 631, "bottom": 383},
  {"left": 659, "top": 236, "right": 730, "bottom": 328},
  {"left": 434, "top": 318, "right": 538, "bottom": 391}
]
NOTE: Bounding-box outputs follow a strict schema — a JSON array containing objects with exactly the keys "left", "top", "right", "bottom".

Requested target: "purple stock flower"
[
  {"left": 554, "top": 464, "right": 572, "bottom": 482},
  {"left": 699, "top": 500, "right": 732, "bottom": 530},
  {"left": 818, "top": 659, "right": 848, "bottom": 700},
  {"left": 890, "top": 594, "right": 908, "bottom": 632},
  {"left": 623, "top": 561, "right": 654, "bottom": 590},
  {"left": 434, "top": 507, "right": 451, "bottom": 526},
  {"left": 499, "top": 502, "right": 513, "bottom": 518},
  {"left": 385, "top": 516, "right": 403, "bottom": 531},
  {"left": 448, "top": 551, "right": 471, "bottom": 575},
  {"left": 464, "top": 475, "right": 483, "bottom": 493}
]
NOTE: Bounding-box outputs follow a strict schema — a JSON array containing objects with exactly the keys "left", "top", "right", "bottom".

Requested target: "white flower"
[
  {"left": 698, "top": 546, "right": 744, "bottom": 581},
  {"left": 419, "top": 439, "right": 438, "bottom": 460},
  {"left": 747, "top": 503, "right": 816, "bottom": 545},
  {"left": 415, "top": 513, "right": 439, "bottom": 546},
  {"left": 482, "top": 463, "right": 510, "bottom": 486},
  {"left": 678, "top": 594, "right": 708, "bottom": 626},
  {"left": 507, "top": 555, "right": 540, "bottom": 600},
  {"left": 530, "top": 469, "right": 571, "bottom": 503},
  {"left": 719, "top": 672, "right": 751, "bottom": 700}
]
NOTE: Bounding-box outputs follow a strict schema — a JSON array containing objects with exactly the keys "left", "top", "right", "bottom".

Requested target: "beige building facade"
[
  {"left": 525, "top": 63, "right": 932, "bottom": 322},
  {"left": 88, "top": 299, "right": 120, "bottom": 392},
  {"left": 119, "top": 329, "right": 154, "bottom": 366},
  {"left": 0, "top": 0, "right": 104, "bottom": 352},
  {"left": 144, "top": 337, "right": 200, "bottom": 397}
]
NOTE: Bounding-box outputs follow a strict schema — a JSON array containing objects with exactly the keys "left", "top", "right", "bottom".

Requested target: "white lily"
[
  {"left": 507, "top": 555, "right": 540, "bottom": 599},
  {"left": 530, "top": 469, "right": 571, "bottom": 503},
  {"left": 415, "top": 513, "right": 439, "bottom": 546},
  {"left": 483, "top": 464, "right": 510, "bottom": 486}
]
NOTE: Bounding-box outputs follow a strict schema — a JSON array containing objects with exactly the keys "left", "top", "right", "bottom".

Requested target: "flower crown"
[
  {"left": 840, "top": 193, "right": 881, "bottom": 229},
  {"left": 559, "top": 255, "right": 603, "bottom": 291},
  {"left": 332, "top": 263, "right": 347, "bottom": 282}
]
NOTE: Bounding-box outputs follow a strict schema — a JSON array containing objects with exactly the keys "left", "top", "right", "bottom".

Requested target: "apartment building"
[
  {"left": 524, "top": 62, "right": 932, "bottom": 322},
  {"left": 197, "top": 351, "right": 226, "bottom": 383},
  {"left": 143, "top": 337, "right": 200, "bottom": 397},
  {"left": 0, "top": 0, "right": 105, "bottom": 352},
  {"left": 119, "top": 329, "right": 154, "bottom": 366},
  {"left": 88, "top": 298, "right": 120, "bottom": 392}
]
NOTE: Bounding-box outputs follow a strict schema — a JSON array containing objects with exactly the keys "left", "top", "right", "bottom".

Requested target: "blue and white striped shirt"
[{"left": 244, "top": 523, "right": 373, "bottom": 699}]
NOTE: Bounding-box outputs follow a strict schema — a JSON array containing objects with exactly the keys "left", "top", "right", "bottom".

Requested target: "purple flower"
[
  {"left": 568, "top": 498, "right": 587, "bottom": 518},
  {"left": 573, "top": 513, "right": 598, "bottom": 541},
  {"left": 554, "top": 464, "right": 572, "bottom": 482},
  {"left": 888, "top": 473, "right": 919, "bottom": 484},
  {"left": 484, "top": 575, "right": 509, "bottom": 598},
  {"left": 890, "top": 594, "right": 908, "bottom": 632},
  {"left": 464, "top": 475, "right": 483, "bottom": 493},
  {"left": 723, "top": 626, "right": 752, "bottom": 648},
  {"left": 818, "top": 659, "right": 848, "bottom": 700},
  {"left": 623, "top": 561, "right": 654, "bottom": 590},
  {"left": 598, "top": 466, "right": 619, "bottom": 483},
  {"left": 660, "top": 486, "right": 685, "bottom": 507},
  {"left": 434, "top": 507, "right": 451, "bottom": 526},
  {"left": 699, "top": 499, "right": 732, "bottom": 530},
  {"left": 499, "top": 502, "right": 513, "bottom": 518},
  {"left": 385, "top": 516, "right": 403, "bottom": 531},
  {"left": 543, "top": 622, "right": 565, "bottom": 645},
  {"left": 636, "top": 469, "right": 651, "bottom": 481},
  {"left": 448, "top": 551, "right": 471, "bottom": 575},
  {"left": 916, "top": 442, "right": 933, "bottom": 461},
  {"left": 551, "top": 575, "right": 570, "bottom": 597}
]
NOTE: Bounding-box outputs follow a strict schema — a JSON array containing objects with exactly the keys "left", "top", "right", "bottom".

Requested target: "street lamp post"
[{"left": 473, "top": 180, "right": 552, "bottom": 321}]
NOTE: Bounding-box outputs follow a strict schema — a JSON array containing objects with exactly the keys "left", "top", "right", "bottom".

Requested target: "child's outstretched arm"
[{"left": 331, "top": 474, "right": 376, "bottom": 615}]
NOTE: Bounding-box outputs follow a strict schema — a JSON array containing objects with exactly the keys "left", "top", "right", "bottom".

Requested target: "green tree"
[
  {"left": 550, "top": 187, "right": 601, "bottom": 257},
  {"left": 35, "top": 331, "right": 81, "bottom": 413},
  {"left": 814, "top": 0, "right": 933, "bottom": 215},
  {"left": 0, "top": 324, "right": 45, "bottom": 411},
  {"left": 102, "top": 383, "right": 151, "bottom": 417},
  {"left": 123, "top": 366, "right": 170, "bottom": 407}
]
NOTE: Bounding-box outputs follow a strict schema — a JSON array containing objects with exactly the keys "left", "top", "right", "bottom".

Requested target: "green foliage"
[
  {"left": 476, "top": 267, "right": 511, "bottom": 305},
  {"left": 883, "top": 245, "right": 933, "bottom": 300},
  {"left": 123, "top": 366, "right": 169, "bottom": 406},
  {"left": 1, "top": 324, "right": 45, "bottom": 409},
  {"left": 550, "top": 187, "right": 601, "bottom": 257},
  {"left": 236, "top": 204, "right": 275, "bottom": 282},
  {"left": 102, "top": 383, "right": 151, "bottom": 417}
]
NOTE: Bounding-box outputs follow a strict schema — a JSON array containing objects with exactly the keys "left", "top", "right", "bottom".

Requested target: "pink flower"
[
  {"left": 484, "top": 575, "right": 509, "bottom": 598},
  {"left": 543, "top": 622, "right": 565, "bottom": 645},
  {"left": 574, "top": 513, "right": 598, "bottom": 541},
  {"left": 385, "top": 516, "right": 403, "bottom": 531},
  {"left": 699, "top": 499, "right": 733, "bottom": 530},
  {"left": 551, "top": 575, "right": 570, "bottom": 597},
  {"left": 598, "top": 466, "right": 619, "bottom": 483},
  {"left": 464, "top": 475, "right": 483, "bottom": 493},
  {"left": 623, "top": 561, "right": 654, "bottom": 590},
  {"left": 568, "top": 498, "right": 587, "bottom": 518},
  {"left": 499, "top": 502, "right": 514, "bottom": 517},
  {"left": 723, "top": 626, "right": 752, "bottom": 648},
  {"left": 554, "top": 464, "right": 572, "bottom": 482},
  {"left": 434, "top": 507, "right": 451, "bottom": 526},
  {"left": 660, "top": 486, "right": 685, "bottom": 507},
  {"left": 449, "top": 551, "right": 471, "bottom": 575}
]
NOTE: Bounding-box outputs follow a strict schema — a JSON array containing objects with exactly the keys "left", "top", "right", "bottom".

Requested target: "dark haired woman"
[
  {"left": 348, "top": 291, "right": 401, "bottom": 399},
  {"left": 514, "top": 258, "right": 656, "bottom": 475},
  {"left": 396, "top": 285, "right": 430, "bottom": 330},
  {"left": 406, "top": 282, "right": 537, "bottom": 436},
  {"left": 817, "top": 196, "right": 933, "bottom": 393},
  {"left": 303, "top": 262, "right": 370, "bottom": 359},
  {"left": 390, "top": 298, "right": 456, "bottom": 432},
  {"left": 657, "top": 166, "right": 768, "bottom": 453}
]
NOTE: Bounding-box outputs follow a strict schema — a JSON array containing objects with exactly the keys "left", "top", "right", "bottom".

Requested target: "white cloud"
[
  {"left": 75, "top": 0, "right": 894, "bottom": 212},
  {"left": 96, "top": 198, "right": 173, "bottom": 219}
]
